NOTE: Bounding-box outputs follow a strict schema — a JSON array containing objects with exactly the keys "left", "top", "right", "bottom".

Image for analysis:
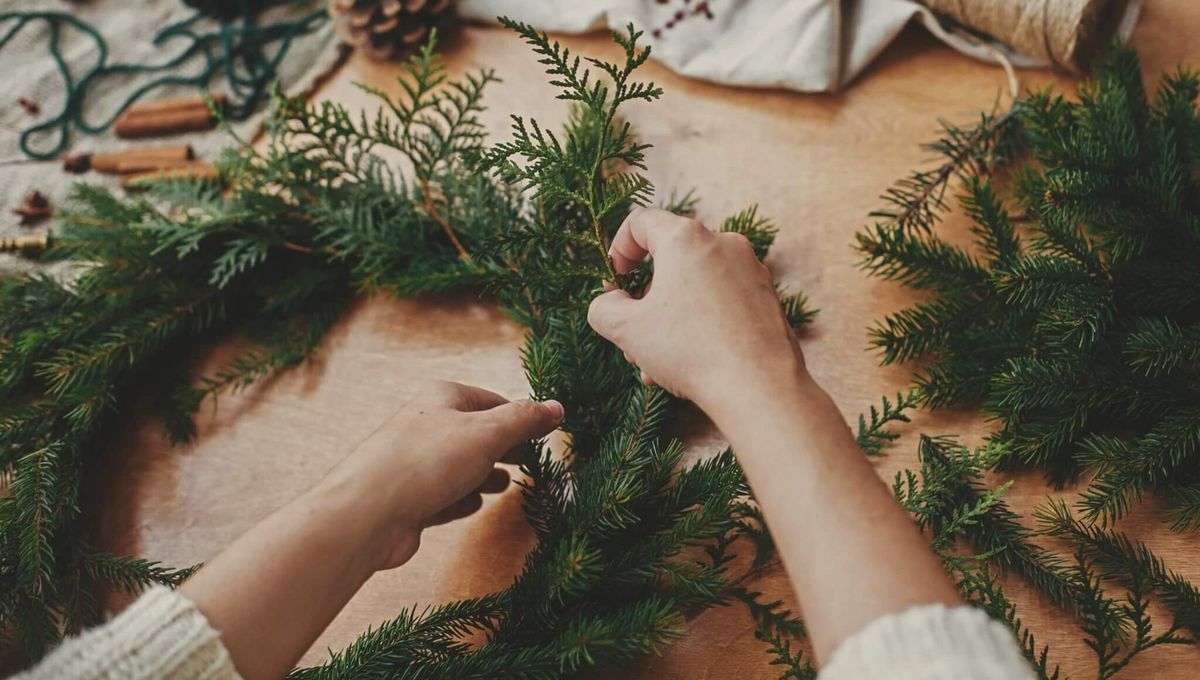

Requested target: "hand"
[
  {"left": 314, "top": 381, "right": 564, "bottom": 571},
  {"left": 587, "top": 207, "right": 806, "bottom": 416},
  {"left": 590, "top": 210, "right": 963, "bottom": 666},
  {"left": 182, "top": 381, "right": 563, "bottom": 680}
]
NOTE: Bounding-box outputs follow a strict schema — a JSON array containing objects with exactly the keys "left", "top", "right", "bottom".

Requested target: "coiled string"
[
  {"left": 0, "top": 1, "right": 327, "bottom": 160},
  {"left": 920, "top": 0, "right": 1133, "bottom": 73}
]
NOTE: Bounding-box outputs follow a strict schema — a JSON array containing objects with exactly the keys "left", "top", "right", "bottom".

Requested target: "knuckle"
[
  {"left": 719, "top": 231, "right": 754, "bottom": 253},
  {"left": 665, "top": 218, "right": 711, "bottom": 246},
  {"left": 517, "top": 399, "right": 547, "bottom": 420},
  {"left": 678, "top": 217, "right": 709, "bottom": 237}
]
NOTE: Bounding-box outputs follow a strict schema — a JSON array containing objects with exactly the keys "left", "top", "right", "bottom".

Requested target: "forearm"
[
  {"left": 703, "top": 363, "right": 960, "bottom": 663},
  {"left": 180, "top": 477, "right": 391, "bottom": 680}
]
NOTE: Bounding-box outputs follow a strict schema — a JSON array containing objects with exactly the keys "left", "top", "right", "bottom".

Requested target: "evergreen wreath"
[
  {"left": 858, "top": 49, "right": 1200, "bottom": 529},
  {"left": 0, "top": 20, "right": 820, "bottom": 676}
]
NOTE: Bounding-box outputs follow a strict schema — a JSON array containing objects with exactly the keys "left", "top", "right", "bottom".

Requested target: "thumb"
[
  {"left": 480, "top": 399, "right": 564, "bottom": 457},
  {"left": 587, "top": 288, "right": 637, "bottom": 344}
]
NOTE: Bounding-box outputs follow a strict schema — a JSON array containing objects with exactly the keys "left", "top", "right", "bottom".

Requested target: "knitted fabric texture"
[
  {"left": 13, "top": 586, "right": 241, "bottom": 680},
  {"left": 819, "top": 603, "right": 1035, "bottom": 680}
]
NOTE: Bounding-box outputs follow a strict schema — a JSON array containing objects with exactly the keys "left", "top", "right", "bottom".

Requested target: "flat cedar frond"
[
  {"left": 855, "top": 390, "right": 920, "bottom": 456},
  {"left": 732, "top": 588, "right": 816, "bottom": 679},
  {"left": 475, "top": 18, "right": 662, "bottom": 283}
]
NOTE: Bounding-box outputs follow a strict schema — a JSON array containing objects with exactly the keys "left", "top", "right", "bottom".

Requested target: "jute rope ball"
[{"left": 921, "top": 0, "right": 1133, "bottom": 73}]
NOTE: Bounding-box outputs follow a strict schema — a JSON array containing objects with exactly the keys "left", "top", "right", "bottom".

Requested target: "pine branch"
[
  {"left": 1036, "top": 499, "right": 1200, "bottom": 638},
  {"left": 865, "top": 110, "right": 1019, "bottom": 235}
]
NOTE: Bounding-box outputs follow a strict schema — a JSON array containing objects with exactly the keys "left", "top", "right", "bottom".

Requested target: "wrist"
[
  {"left": 695, "top": 346, "right": 819, "bottom": 427},
  {"left": 699, "top": 358, "right": 845, "bottom": 477},
  {"left": 303, "top": 474, "right": 415, "bottom": 574}
]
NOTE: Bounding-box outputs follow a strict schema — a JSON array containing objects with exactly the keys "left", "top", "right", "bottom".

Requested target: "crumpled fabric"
[
  {"left": 0, "top": 1, "right": 341, "bottom": 273},
  {"left": 458, "top": 0, "right": 1142, "bottom": 93}
]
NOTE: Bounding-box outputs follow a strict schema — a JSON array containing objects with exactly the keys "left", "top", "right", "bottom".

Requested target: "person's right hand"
[{"left": 587, "top": 207, "right": 807, "bottom": 416}]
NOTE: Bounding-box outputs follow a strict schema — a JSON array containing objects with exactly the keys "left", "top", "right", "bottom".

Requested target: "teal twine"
[{"left": 0, "top": 1, "right": 328, "bottom": 160}]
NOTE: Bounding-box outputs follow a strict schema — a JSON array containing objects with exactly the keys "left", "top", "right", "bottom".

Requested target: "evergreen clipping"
[
  {"left": 858, "top": 49, "right": 1200, "bottom": 528},
  {"left": 895, "top": 435, "right": 1200, "bottom": 679},
  {"left": 862, "top": 49, "right": 1200, "bottom": 677},
  {"left": 0, "top": 22, "right": 817, "bottom": 676}
]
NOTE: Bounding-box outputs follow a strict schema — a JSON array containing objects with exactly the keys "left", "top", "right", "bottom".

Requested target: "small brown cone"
[{"left": 328, "top": 0, "right": 454, "bottom": 61}]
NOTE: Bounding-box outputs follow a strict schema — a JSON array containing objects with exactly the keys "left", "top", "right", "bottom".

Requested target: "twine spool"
[{"left": 920, "top": 0, "right": 1133, "bottom": 73}]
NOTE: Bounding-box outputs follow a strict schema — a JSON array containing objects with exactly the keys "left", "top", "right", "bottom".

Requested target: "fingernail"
[{"left": 541, "top": 399, "right": 564, "bottom": 421}]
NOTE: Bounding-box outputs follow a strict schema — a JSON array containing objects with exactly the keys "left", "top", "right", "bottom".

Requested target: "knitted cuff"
[
  {"left": 819, "top": 604, "right": 1034, "bottom": 680},
  {"left": 18, "top": 586, "right": 240, "bottom": 680}
]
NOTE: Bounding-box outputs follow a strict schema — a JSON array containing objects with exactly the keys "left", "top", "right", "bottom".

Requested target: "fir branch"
[
  {"left": 10, "top": 444, "right": 62, "bottom": 599},
  {"left": 951, "top": 562, "right": 1062, "bottom": 680},
  {"left": 861, "top": 47, "right": 1200, "bottom": 520},
  {"left": 1036, "top": 499, "right": 1200, "bottom": 638},
  {"left": 80, "top": 552, "right": 199, "bottom": 592},
  {"left": 866, "top": 110, "right": 1019, "bottom": 235}
]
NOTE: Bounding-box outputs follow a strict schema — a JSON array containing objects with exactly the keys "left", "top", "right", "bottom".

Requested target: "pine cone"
[{"left": 328, "top": 0, "right": 454, "bottom": 61}]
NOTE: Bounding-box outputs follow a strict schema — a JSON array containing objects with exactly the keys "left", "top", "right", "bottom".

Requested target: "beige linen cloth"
[{"left": 459, "top": 0, "right": 1141, "bottom": 93}]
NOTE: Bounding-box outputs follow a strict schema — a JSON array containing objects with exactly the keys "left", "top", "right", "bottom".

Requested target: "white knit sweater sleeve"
[
  {"left": 13, "top": 586, "right": 240, "bottom": 680},
  {"left": 819, "top": 603, "right": 1035, "bottom": 680},
  {"left": 11, "top": 592, "right": 1027, "bottom": 680}
]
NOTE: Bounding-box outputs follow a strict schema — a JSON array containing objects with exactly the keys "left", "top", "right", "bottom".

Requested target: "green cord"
[{"left": 0, "top": 1, "right": 328, "bottom": 160}]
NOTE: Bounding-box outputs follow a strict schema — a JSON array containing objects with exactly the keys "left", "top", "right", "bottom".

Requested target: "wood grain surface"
[{"left": 91, "top": 3, "right": 1200, "bottom": 677}]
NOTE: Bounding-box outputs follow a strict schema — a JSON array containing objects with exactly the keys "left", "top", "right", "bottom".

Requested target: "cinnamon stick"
[
  {"left": 121, "top": 162, "right": 220, "bottom": 189},
  {"left": 91, "top": 145, "right": 194, "bottom": 174},
  {"left": 114, "top": 157, "right": 199, "bottom": 174},
  {"left": 0, "top": 234, "right": 50, "bottom": 255},
  {"left": 114, "top": 104, "right": 215, "bottom": 138},
  {"left": 123, "top": 94, "right": 226, "bottom": 118}
]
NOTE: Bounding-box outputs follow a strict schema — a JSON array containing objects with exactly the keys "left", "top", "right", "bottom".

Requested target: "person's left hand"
[{"left": 315, "top": 381, "right": 563, "bottom": 571}]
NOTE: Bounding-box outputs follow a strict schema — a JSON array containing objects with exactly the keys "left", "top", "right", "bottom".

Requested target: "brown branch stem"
[{"left": 421, "top": 179, "right": 470, "bottom": 260}]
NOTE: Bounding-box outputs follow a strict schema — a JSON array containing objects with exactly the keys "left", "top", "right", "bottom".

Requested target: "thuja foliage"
[
  {"left": 0, "top": 22, "right": 817, "bottom": 676},
  {"left": 858, "top": 49, "right": 1200, "bottom": 528}
]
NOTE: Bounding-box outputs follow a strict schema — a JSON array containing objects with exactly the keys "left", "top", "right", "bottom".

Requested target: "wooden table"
[{"left": 93, "top": 2, "right": 1200, "bottom": 677}]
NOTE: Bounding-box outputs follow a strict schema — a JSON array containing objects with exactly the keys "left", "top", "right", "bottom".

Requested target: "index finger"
[{"left": 608, "top": 207, "right": 695, "bottom": 275}]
